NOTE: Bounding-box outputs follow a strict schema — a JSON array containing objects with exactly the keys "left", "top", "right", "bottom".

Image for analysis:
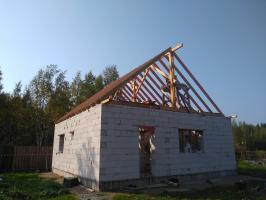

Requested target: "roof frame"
[{"left": 57, "top": 44, "right": 223, "bottom": 123}]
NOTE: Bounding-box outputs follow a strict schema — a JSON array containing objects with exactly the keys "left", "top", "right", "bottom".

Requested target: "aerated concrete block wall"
[
  {"left": 52, "top": 104, "right": 102, "bottom": 190},
  {"left": 100, "top": 104, "right": 236, "bottom": 183},
  {"left": 52, "top": 103, "right": 236, "bottom": 190}
]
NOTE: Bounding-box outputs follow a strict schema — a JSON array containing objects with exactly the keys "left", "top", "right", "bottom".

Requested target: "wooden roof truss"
[
  {"left": 57, "top": 44, "right": 223, "bottom": 124},
  {"left": 111, "top": 44, "right": 223, "bottom": 115}
]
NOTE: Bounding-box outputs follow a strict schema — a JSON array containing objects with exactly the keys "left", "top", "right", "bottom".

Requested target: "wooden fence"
[
  {"left": 236, "top": 150, "right": 266, "bottom": 161},
  {"left": 0, "top": 146, "right": 53, "bottom": 172}
]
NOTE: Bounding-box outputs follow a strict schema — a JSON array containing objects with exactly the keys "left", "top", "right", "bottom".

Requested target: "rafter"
[
  {"left": 57, "top": 44, "right": 223, "bottom": 124},
  {"left": 135, "top": 76, "right": 161, "bottom": 105},
  {"left": 135, "top": 67, "right": 151, "bottom": 96},
  {"left": 139, "top": 73, "right": 162, "bottom": 103},
  {"left": 173, "top": 52, "right": 223, "bottom": 114},
  {"left": 151, "top": 64, "right": 168, "bottom": 79}
]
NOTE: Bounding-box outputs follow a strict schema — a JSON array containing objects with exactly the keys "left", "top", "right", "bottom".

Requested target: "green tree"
[
  {"left": 70, "top": 71, "right": 82, "bottom": 106},
  {"left": 13, "top": 81, "right": 22, "bottom": 97},
  {"left": 95, "top": 75, "right": 104, "bottom": 92},
  {"left": 29, "top": 64, "right": 58, "bottom": 109},
  {"left": 47, "top": 70, "right": 71, "bottom": 122},
  {"left": 0, "top": 67, "right": 3, "bottom": 93},
  {"left": 0, "top": 64, "right": 121, "bottom": 146},
  {"left": 27, "top": 65, "right": 56, "bottom": 146},
  {"left": 78, "top": 71, "right": 96, "bottom": 103},
  {"left": 102, "top": 65, "right": 119, "bottom": 86}
]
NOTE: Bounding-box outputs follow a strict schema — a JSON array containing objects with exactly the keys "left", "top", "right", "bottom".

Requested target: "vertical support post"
[
  {"left": 168, "top": 51, "right": 176, "bottom": 108},
  {"left": 132, "top": 79, "right": 137, "bottom": 102}
]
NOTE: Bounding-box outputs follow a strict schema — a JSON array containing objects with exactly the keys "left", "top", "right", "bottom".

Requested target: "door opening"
[{"left": 139, "top": 126, "right": 155, "bottom": 177}]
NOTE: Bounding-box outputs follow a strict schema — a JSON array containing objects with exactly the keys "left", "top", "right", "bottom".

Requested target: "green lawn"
[
  {"left": 112, "top": 161, "right": 266, "bottom": 200},
  {"left": 1, "top": 161, "right": 266, "bottom": 200},
  {"left": 237, "top": 160, "right": 266, "bottom": 178},
  {"left": 113, "top": 181, "right": 266, "bottom": 200},
  {"left": 0, "top": 173, "right": 77, "bottom": 200}
]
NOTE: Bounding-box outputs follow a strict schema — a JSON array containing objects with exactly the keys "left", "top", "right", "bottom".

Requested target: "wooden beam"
[
  {"left": 121, "top": 90, "right": 130, "bottom": 101},
  {"left": 139, "top": 73, "right": 163, "bottom": 102},
  {"left": 149, "top": 68, "right": 171, "bottom": 105},
  {"left": 122, "top": 87, "right": 133, "bottom": 101},
  {"left": 151, "top": 64, "right": 168, "bottom": 79},
  {"left": 135, "top": 87, "right": 146, "bottom": 102},
  {"left": 135, "top": 77, "right": 156, "bottom": 102},
  {"left": 158, "top": 59, "right": 170, "bottom": 72},
  {"left": 174, "top": 53, "right": 223, "bottom": 114},
  {"left": 135, "top": 67, "right": 150, "bottom": 95},
  {"left": 131, "top": 79, "right": 137, "bottom": 102},
  {"left": 137, "top": 85, "right": 151, "bottom": 102},
  {"left": 125, "top": 84, "right": 142, "bottom": 102},
  {"left": 187, "top": 93, "right": 203, "bottom": 112},
  {"left": 173, "top": 63, "right": 212, "bottom": 113},
  {"left": 135, "top": 76, "right": 161, "bottom": 105},
  {"left": 168, "top": 51, "right": 177, "bottom": 108},
  {"left": 172, "top": 43, "right": 183, "bottom": 52},
  {"left": 127, "top": 82, "right": 146, "bottom": 102},
  {"left": 149, "top": 67, "right": 166, "bottom": 86},
  {"left": 146, "top": 73, "right": 163, "bottom": 93},
  {"left": 158, "top": 58, "right": 203, "bottom": 112}
]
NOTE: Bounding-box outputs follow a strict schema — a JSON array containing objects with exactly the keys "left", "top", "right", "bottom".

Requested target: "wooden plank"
[
  {"left": 139, "top": 73, "right": 163, "bottom": 103},
  {"left": 121, "top": 91, "right": 130, "bottom": 101},
  {"left": 173, "top": 63, "right": 212, "bottom": 112},
  {"left": 127, "top": 83, "right": 143, "bottom": 102},
  {"left": 158, "top": 59, "right": 170, "bottom": 72},
  {"left": 131, "top": 80, "right": 146, "bottom": 102},
  {"left": 135, "top": 82, "right": 152, "bottom": 102},
  {"left": 174, "top": 53, "right": 223, "bottom": 114},
  {"left": 187, "top": 93, "right": 203, "bottom": 112},
  {"left": 121, "top": 90, "right": 130, "bottom": 101},
  {"left": 171, "top": 43, "right": 183, "bottom": 52},
  {"left": 135, "top": 76, "right": 161, "bottom": 105},
  {"left": 149, "top": 67, "right": 166, "bottom": 86},
  {"left": 123, "top": 85, "right": 134, "bottom": 100},
  {"left": 146, "top": 73, "right": 164, "bottom": 94},
  {"left": 151, "top": 64, "right": 168, "bottom": 79},
  {"left": 124, "top": 84, "right": 142, "bottom": 102},
  {"left": 131, "top": 79, "right": 137, "bottom": 102},
  {"left": 168, "top": 51, "right": 177, "bottom": 108},
  {"left": 136, "top": 89, "right": 146, "bottom": 101},
  {"left": 147, "top": 74, "right": 170, "bottom": 105},
  {"left": 158, "top": 58, "right": 203, "bottom": 112},
  {"left": 136, "top": 67, "right": 150, "bottom": 95}
]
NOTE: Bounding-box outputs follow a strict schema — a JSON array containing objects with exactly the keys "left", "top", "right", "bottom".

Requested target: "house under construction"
[{"left": 52, "top": 44, "right": 236, "bottom": 191}]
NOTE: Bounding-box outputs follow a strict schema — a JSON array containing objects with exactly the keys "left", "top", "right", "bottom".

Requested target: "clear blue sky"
[{"left": 0, "top": 0, "right": 265, "bottom": 124}]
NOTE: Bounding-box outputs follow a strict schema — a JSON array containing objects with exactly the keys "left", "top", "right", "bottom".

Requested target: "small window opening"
[
  {"left": 58, "top": 134, "right": 65, "bottom": 153},
  {"left": 70, "top": 131, "right": 74, "bottom": 140},
  {"left": 179, "top": 129, "right": 203, "bottom": 153}
]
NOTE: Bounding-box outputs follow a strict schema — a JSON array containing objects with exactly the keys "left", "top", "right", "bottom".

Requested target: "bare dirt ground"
[
  {"left": 39, "top": 172, "right": 64, "bottom": 184},
  {"left": 40, "top": 172, "right": 113, "bottom": 200},
  {"left": 39, "top": 172, "right": 266, "bottom": 200}
]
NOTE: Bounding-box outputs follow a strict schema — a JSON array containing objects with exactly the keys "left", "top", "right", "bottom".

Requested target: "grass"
[
  {"left": 0, "top": 173, "right": 78, "bottom": 200},
  {"left": 237, "top": 160, "right": 266, "bottom": 178},
  {"left": 112, "top": 161, "right": 266, "bottom": 200},
  {"left": 112, "top": 181, "right": 266, "bottom": 200},
  {"left": 1, "top": 161, "right": 266, "bottom": 200}
]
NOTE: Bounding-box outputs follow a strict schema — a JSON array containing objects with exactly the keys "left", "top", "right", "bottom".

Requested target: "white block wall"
[
  {"left": 52, "top": 104, "right": 102, "bottom": 183},
  {"left": 100, "top": 104, "right": 236, "bottom": 182},
  {"left": 52, "top": 103, "right": 236, "bottom": 185}
]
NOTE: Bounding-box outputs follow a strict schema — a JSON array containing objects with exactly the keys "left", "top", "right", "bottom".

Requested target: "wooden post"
[
  {"left": 132, "top": 79, "right": 137, "bottom": 102},
  {"left": 168, "top": 51, "right": 176, "bottom": 108}
]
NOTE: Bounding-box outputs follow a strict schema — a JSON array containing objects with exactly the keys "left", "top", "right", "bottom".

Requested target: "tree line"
[
  {"left": 0, "top": 65, "right": 119, "bottom": 146},
  {"left": 0, "top": 65, "right": 265, "bottom": 150},
  {"left": 232, "top": 120, "right": 266, "bottom": 151}
]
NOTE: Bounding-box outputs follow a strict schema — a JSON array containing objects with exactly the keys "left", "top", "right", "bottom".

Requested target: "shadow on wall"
[{"left": 76, "top": 140, "right": 99, "bottom": 183}]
